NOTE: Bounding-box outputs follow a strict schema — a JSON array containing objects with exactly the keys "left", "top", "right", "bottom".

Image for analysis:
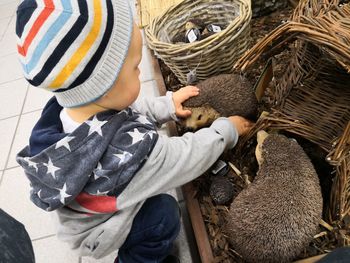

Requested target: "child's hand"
[
  {"left": 172, "top": 86, "right": 200, "bottom": 118},
  {"left": 228, "top": 116, "right": 254, "bottom": 136}
]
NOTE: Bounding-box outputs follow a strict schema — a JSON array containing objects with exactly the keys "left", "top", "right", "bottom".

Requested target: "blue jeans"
[{"left": 118, "top": 194, "right": 181, "bottom": 263}]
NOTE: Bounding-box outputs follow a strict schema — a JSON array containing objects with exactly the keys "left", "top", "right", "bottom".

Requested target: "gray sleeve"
[
  {"left": 118, "top": 117, "right": 238, "bottom": 209},
  {"left": 131, "top": 91, "right": 177, "bottom": 127}
]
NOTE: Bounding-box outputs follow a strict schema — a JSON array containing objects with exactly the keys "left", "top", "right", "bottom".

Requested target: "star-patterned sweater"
[{"left": 16, "top": 92, "right": 239, "bottom": 258}]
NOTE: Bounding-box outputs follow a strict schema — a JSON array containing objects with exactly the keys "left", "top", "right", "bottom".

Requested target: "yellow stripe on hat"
[{"left": 49, "top": 0, "right": 102, "bottom": 89}]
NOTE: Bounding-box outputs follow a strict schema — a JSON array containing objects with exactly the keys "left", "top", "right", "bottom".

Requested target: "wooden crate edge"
[{"left": 150, "top": 50, "right": 214, "bottom": 263}]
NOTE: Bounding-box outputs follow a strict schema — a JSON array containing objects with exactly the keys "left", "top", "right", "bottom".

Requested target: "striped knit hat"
[{"left": 16, "top": 0, "right": 133, "bottom": 108}]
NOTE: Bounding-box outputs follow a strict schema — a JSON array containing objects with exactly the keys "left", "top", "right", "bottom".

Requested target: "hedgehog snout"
[{"left": 256, "top": 130, "right": 269, "bottom": 166}]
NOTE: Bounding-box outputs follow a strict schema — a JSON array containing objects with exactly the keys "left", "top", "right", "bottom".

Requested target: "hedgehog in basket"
[
  {"left": 179, "top": 74, "right": 258, "bottom": 131},
  {"left": 224, "top": 131, "right": 323, "bottom": 263},
  {"left": 179, "top": 74, "right": 323, "bottom": 262}
]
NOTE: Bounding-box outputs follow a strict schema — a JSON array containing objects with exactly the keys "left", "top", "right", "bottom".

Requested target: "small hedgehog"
[
  {"left": 180, "top": 74, "right": 258, "bottom": 131},
  {"left": 210, "top": 176, "right": 235, "bottom": 205},
  {"left": 224, "top": 131, "right": 323, "bottom": 263}
]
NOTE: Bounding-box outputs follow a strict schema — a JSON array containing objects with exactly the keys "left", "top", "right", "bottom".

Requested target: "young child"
[{"left": 15, "top": 0, "right": 253, "bottom": 262}]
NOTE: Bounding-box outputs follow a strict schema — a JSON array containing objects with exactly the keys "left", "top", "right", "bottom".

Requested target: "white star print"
[
  {"left": 130, "top": 109, "right": 138, "bottom": 115},
  {"left": 86, "top": 116, "right": 107, "bottom": 136},
  {"left": 43, "top": 158, "right": 60, "bottom": 179},
  {"left": 93, "top": 162, "right": 110, "bottom": 180},
  {"left": 114, "top": 151, "right": 132, "bottom": 165},
  {"left": 56, "top": 183, "right": 71, "bottom": 204},
  {"left": 147, "top": 130, "right": 156, "bottom": 140},
  {"left": 127, "top": 128, "right": 145, "bottom": 145},
  {"left": 24, "top": 157, "right": 38, "bottom": 172},
  {"left": 135, "top": 115, "right": 152, "bottom": 125},
  {"left": 120, "top": 109, "right": 128, "bottom": 115},
  {"left": 37, "top": 189, "right": 42, "bottom": 198},
  {"left": 55, "top": 136, "right": 75, "bottom": 151}
]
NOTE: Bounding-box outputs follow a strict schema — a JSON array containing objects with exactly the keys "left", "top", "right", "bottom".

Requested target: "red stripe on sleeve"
[{"left": 75, "top": 192, "right": 118, "bottom": 214}]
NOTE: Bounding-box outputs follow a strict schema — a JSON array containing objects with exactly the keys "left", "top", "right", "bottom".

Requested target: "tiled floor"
[{"left": 0, "top": 0, "right": 198, "bottom": 262}]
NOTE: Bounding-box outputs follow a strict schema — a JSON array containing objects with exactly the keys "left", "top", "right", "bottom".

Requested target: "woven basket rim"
[
  {"left": 234, "top": 1, "right": 350, "bottom": 72},
  {"left": 146, "top": 0, "right": 251, "bottom": 50}
]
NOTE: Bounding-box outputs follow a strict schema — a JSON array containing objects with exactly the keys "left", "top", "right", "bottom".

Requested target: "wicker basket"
[
  {"left": 234, "top": 0, "right": 350, "bottom": 252},
  {"left": 145, "top": 0, "right": 252, "bottom": 84}
]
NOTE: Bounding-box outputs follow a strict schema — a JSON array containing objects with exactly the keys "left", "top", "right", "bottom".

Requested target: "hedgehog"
[
  {"left": 224, "top": 131, "right": 323, "bottom": 263},
  {"left": 180, "top": 74, "right": 258, "bottom": 131}
]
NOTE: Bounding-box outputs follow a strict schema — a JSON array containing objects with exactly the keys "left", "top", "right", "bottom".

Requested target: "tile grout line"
[
  {"left": 0, "top": 51, "right": 17, "bottom": 59},
  {"left": 0, "top": 108, "right": 43, "bottom": 122},
  {"left": 0, "top": 77, "right": 24, "bottom": 86},
  {"left": 3, "top": 164, "right": 20, "bottom": 171},
  {"left": 0, "top": 14, "right": 14, "bottom": 41},
  {"left": 0, "top": 82, "right": 30, "bottom": 185},
  {"left": 32, "top": 231, "right": 81, "bottom": 263},
  {"left": 31, "top": 234, "right": 56, "bottom": 242},
  {"left": 0, "top": 114, "right": 21, "bottom": 122},
  {"left": 140, "top": 79, "right": 156, "bottom": 85},
  {"left": 0, "top": 15, "right": 14, "bottom": 22}
]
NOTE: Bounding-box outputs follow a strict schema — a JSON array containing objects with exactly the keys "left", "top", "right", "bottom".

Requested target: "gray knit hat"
[{"left": 16, "top": 0, "right": 133, "bottom": 107}]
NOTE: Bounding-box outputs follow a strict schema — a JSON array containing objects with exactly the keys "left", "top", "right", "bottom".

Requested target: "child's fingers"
[
  {"left": 178, "top": 86, "right": 199, "bottom": 100},
  {"left": 176, "top": 108, "right": 192, "bottom": 118},
  {"left": 186, "top": 89, "right": 199, "bottom": 99},
  {"left": 243, "top": 121, "right": 254, "bottom": 133},
  {"left": 186, "top": 86, "right": 199, "bottom": 94},
  {"left": 245, "top": 120, "right": 254, "bottom": 126},
  {"left": 247, "top": 121, "right": 255, "bottom": 128},
  {"left": 185, "top": 85, "right": 199, "bottom": 90},
  {"left": 180, "top": 86, "right": 199, "bottom": 93}
]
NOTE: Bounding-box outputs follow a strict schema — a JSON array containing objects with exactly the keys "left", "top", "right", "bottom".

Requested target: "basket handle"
[{"left": 235, "top": 2, "right": 350, "bottom": 72}]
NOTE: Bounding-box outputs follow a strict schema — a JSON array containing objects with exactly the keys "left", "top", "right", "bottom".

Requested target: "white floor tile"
[
  {"left": 0, "top": 29, "right": 16, "bottom": 57},
  {"left": 139, "top": 80, "right": 160, "bottom": 99},
  {"left": 0, "top": 116, "right": 18, "bottom": 170},
  {"left": 0, "top": 170, "right": 3, "bottom": 184},
  {"left": 141, "top": 29, "right": 147, "bottom": 46},
  {"left": 81, "top": 252, "right": 118, "bottom": 263},
  {"left": 0, "top": 2, "right": 17, "bottom": 19},
  {"left": 33, "top": 235, "right": 80, "bottom": 263},
  {"left": 0, "top": 167, "right": 57, "bottom": 240},
  {"left": 0, "top": 78, "right": 28, "bottom": 119},
  {"left": 23, "top": 85, "right": 53, "bottom": 113},
  {"left": 0, "top": 0, "right": 19, "bottom": 6},
  {"left": 175, "top": 201, "right": 197, "bottom": 263},
  {"left": 139, "top": 45, "right": 154, "bottom": 82},
  {"left": 0, "top": 17, "right": 11, "bottom": 38},
  {"left": 0, "top": 53, "right": 24, "bottom": 84},
  {"left": 7, "top": 110, "right": 41, "bottom": 168},
  {"left": 4, "top": 14, "right": 15, "bottom": 36}
]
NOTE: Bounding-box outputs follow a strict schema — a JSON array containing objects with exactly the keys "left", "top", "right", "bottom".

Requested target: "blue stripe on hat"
[
  {"left": 28, "top": 0, "right": 88, "bottom": 87},
  {"left": 57, "top": 0, "right": 114, "bottom": 92},
  {"left": 26, "top": 0, "right": 73, "bottom": 73}
]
